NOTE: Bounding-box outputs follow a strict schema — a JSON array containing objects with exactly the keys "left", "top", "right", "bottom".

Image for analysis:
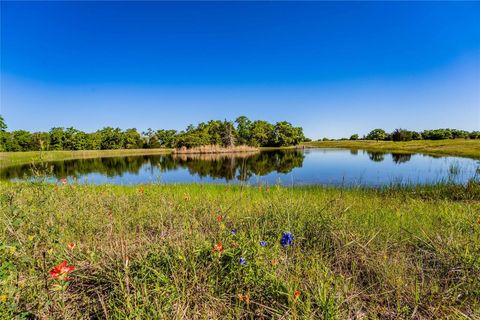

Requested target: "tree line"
[
  {"left": 0, "top": 116, "right": 306, "bottom": 152},
  {"left": 347, "top": 128, "right": 480, "bottom": 142}
]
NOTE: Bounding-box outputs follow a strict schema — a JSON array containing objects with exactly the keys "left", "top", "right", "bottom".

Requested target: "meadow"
[
  {"left": 1, "top": 181, "right": 479, "bottom": 319},
  {"left": 304, "top": 139, "right": 480, "bottom": 160}
]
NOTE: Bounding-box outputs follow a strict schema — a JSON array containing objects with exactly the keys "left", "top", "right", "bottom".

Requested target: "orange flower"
[
  {"left": 49, "top": 261, "right": 75, "bottom": 280},
  {"left": 238, "top": 293, "right": 250, "bottom": 304},
  {"left": 67, "top": 242, "right": 76, "bottom": 250},
  {"left": 271, "top": 259, "right": 278, "bottom": 266},
  {"left": 477, "top": 217, "right": 480, "bottom": 225},
  {"left": 216, "top": 215, "right": 222, "bottom": 223},
  {"left": 293, "top": 290, "right": 301, "bottom": 299},
  {"left": 138, "top": 187, "right": 144, "bottom": 194},
  {"left": 213, "top": 242, "right": 223, "bottom": 253}
]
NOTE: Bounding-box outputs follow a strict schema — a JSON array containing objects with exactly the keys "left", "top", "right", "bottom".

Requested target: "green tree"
[
  {"left": 250, "top": 121, "right": 274, "bottom": 147},
  {"left": 350, "top": 134, "right": 359, "bottom": 140},
  {"left": 366, "top": 129, "right": 387, "bottom": 141},
  {"left": 0, "top": 115, "right": 6, "bottom": 132},
  {"left": 235, "top": 116, "right": 252, "bottom": 145},
  {"left": 124, "top": 128, "right": 143, "bottom": 149}
]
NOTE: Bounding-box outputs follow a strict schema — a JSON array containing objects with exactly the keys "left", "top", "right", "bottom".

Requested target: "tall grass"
[
  {"left": 0, "top": 182, "right": 479, "bottom": 319},
  {"left": 174, "top": 145, "right": 259, "bottom": 154}
]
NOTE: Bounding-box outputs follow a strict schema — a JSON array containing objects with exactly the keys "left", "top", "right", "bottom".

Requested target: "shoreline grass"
[
  {"left": 173, "top": 145, "right": 259, "bottom": 154},
  {"left": 1, "top": 181, "right": 479, "bottom": 319},
  {"left": 303, "top": 139, "right": 480, "bottom": 159},
  {"left": 0, "top": 148, "right": 172, "bottom": 168}
]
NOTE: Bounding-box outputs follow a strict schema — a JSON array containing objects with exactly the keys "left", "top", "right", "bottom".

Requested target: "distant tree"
[
  {"left": 123, "top": 128, "right": 143, "bottom": 149},
  {"left": 0, "top": 115, "right": 6, "bottom": 132},
  {"left": 31, "top": 132, "right": 50, "bottom": 151},
  {"left": 391, "top": 129, "right": 413, "bottom": 142},
  {"left": 220, "top": 120, "right": 237, "bottom": 147},
  {"left": 49, "top": 127, "right": 65, "bottom": 150},
  {"left": 250, "top": 121, "right": 274, "bottom": 147},
  {"left": 366, "top": 129, "right": 387, "bottom": 141},
  {"left": 98, "top": 127, "right": 124, "bottom": 150},
  {"left": 469, "top": 131, "right": 480, "bottom": 139},
  {"left": 349, "top": 134, "right": 359, "bottom": 140},
  {"left": 235, "top": 116, "right": 252, "bottom": 145},
  {"left": 156, "top": 129, "right": 177, "bottom": 148}
]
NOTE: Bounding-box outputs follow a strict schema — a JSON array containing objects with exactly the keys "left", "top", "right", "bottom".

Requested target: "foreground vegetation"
[
  {"left": 304, "top": 139, "right": 480, "bottom": 159},
  {"left": 1, "top": 181, "right": 479, "bottom": 319}
]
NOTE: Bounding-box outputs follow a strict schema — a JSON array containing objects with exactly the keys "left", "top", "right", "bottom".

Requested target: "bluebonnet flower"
[
  {"left": 231, "top": 229, "right": 237, "bottom": 235},
  {"left": 260, "top": 241, "right": 267, "bottom": 247},
  {"left": 280, "top": 232, "right": 294, "bottom": 247},
  {"left": 239, "top": 257, "right": 247, "bottom": 265}
]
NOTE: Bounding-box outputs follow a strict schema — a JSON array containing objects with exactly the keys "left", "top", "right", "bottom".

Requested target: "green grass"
[
  {"left": 0, "top": 149, "right": 172, "bottom": 168},
  {"left": 1, "top": 181, "right": 479, "bottom": 319},
  {"left": 303, "top": 139, "right": 480, "bottom": 159}
]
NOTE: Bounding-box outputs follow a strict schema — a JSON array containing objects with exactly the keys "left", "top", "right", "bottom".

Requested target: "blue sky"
[{"left": 1, "top": 1, "right": 479, "bottom": 139}]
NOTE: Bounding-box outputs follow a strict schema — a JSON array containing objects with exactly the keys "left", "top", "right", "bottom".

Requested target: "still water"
[{"left": 1, "top": 149, "right": 478, "bottom": 186}]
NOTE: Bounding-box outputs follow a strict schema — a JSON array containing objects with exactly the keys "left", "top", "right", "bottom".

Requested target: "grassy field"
[
  {"left": 303, "top": 139, "right": 480, "bottom": 159},
  {"left": 0, "top": 149, "right": 172, "bottom": 168},
  {"left": 1, "top": 181, "right": 479, "bottom": 319}
]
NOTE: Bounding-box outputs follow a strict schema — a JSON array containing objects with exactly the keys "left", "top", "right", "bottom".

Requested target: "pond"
[{"left": 1, "top": 148, "right": 478, "bottom": 186}]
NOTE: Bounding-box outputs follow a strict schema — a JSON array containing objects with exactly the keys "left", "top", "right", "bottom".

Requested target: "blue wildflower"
[
  {"left": 280, "top": 232, "right": 294, "bottom": 247},
  {"left": 260, "top": 241, "right": 267, "bottom": 247},
  {"left": 239, "top": 257, "right": 247, "bottom": 265},
  {"left": 231, "top": 229, "right": 237, "bottom": 235}
]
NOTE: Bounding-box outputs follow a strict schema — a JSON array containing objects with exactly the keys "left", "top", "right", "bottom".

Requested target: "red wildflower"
[
  {"left": 293, "top": 290, "right": 301, "bottom": 299},
  {"left": 67, "top": 242, "right": 76, "bottom": 250},
  {"left": 216, "top": 215, "right": 222, "bottom": 223},
  {"left": 138, "top": 187, "right": 144, "bottom": 194},
  {"left": 213, "top": 242, "right": 223, "bottom": 253},
  {"left": 49, "top": 261, "right": 75, "bottom": 280}
]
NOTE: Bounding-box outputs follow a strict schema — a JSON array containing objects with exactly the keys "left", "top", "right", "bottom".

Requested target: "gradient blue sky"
[{"left": 1, "top": 1, "right": 479, "bottom": 139}]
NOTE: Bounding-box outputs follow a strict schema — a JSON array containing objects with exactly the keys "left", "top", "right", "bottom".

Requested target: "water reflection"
[
  {"left": 1, "top": 149, "right": 476, "bottom": 186},
  {"left": 0, "top": 150, "right": 306, "bottom": 182}
]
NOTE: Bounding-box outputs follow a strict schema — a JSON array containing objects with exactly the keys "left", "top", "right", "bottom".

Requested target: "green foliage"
[
  {"left": 0, "top": 115, "right": 6, "bottom": 132},
  {"left": 366, "top": 128, "right": 387, "bottom": 141},
  {"left": 349, "top": 134, "right": 359, "bottom": 140},
  {"left": 1, "top": 182, "right": 479, "bottom": 318}
]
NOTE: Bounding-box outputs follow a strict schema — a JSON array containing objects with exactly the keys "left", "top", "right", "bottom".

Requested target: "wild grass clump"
[{"left": 0, "top": 182, "right": 479, "bottom": 319}]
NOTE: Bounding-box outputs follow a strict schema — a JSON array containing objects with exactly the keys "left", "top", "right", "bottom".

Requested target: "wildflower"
[
  {"left": 477, "top": 217, "right": 480, "bottom": 225},
  {"left": 271, "top": 259, "right": 278, "bottom": 266},
  {"left": 67, "top": 242, "right": 76, "bottom": 250},
  {"left": 216, "top": 215, "right": 222, "bottom": 223},
  {"left": 260, "top": 241, "right": 267, "bottom": 247},
  {"left": 28, "top": 235, "right": 34, "bottom": 242},
  {"left": 293, "top": 290, "right": 301, "bottom": 299},
  {"left": 231, "top": 229, "right": 237, "bottom": 235},
  {"left": 0, "top": 294, "right": 6, "bottom": 303},
  {"left": 60, "top": 178, "right": 68, "bottom": 185},
  {"left": 8, "top": 246, "right": 16, "bottom": 254},
  {"left": 47, "top": 248, "right": 54, "bottom": 255},
  {"left": 138, "top": 187, "right": 144, "bottom": 194},
  {"left": 49, "top": 261, "right": 75, "bottom": 280},
  {"left": 238, "top": 293, "right": 250, "bottom": 304},
  {"left": 239, "top": 257, "right": 247, "bottom": 265},
  {"left": 280, "top": 232, "right": 294, "bottom": 247},
  {"left": 213, "top": 242, "right": 223, "bottom": 253}
]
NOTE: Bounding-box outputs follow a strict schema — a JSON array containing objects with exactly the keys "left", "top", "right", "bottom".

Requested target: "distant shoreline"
[{"left": 0, "top": 139, "right": 478, "bottom": 168}]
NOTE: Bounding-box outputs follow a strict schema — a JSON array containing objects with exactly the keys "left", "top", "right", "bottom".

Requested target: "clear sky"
[{"left": 1, "top": 1, "right": 479, "bottom": 139}]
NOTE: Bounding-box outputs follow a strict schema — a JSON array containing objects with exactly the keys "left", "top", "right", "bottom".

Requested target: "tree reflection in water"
[{"left": 0, "top": 150, "right": 306, "bottom": 182}]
